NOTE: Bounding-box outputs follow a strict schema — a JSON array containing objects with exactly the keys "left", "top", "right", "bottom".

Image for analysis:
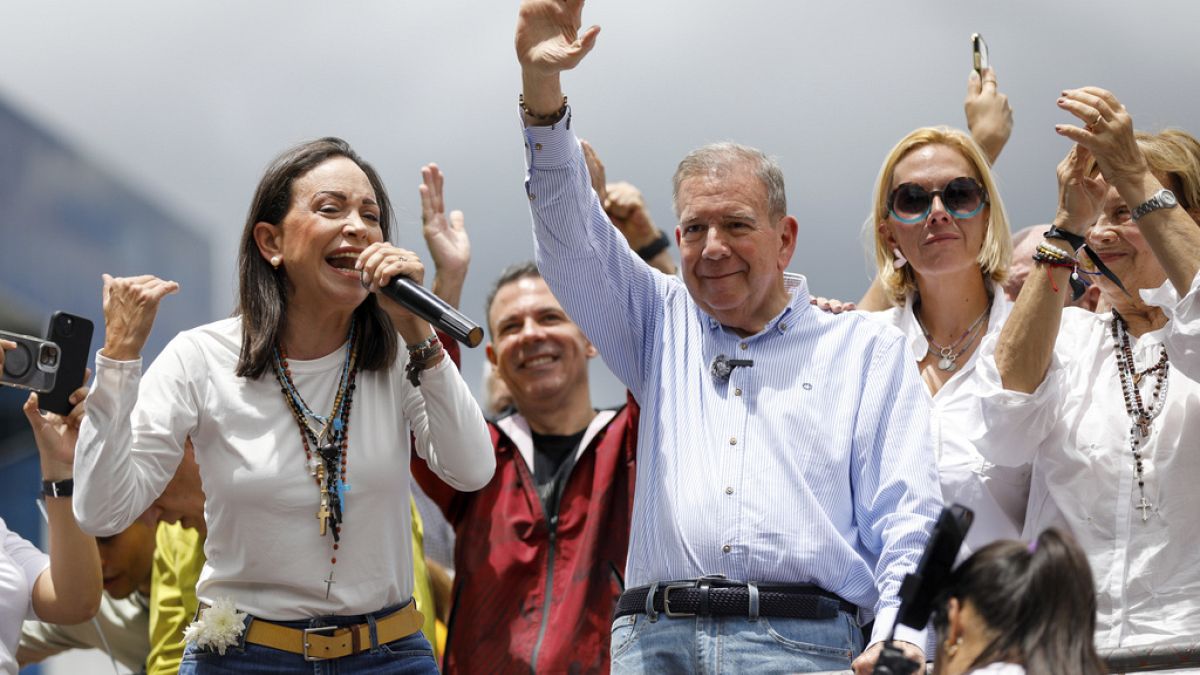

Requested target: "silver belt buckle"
[
  {"left": 662, "top": 583, "right": 697, "bottom": 618},
  {"left": 302, "top": 625, "right": 339, "bottom": 661}
]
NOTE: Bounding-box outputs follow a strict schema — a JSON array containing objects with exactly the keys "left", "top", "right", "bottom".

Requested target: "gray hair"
[
  {"left": 671, "top": 142, "right": 787, "bottom": 221},
  {"left": 484, "top": 261, "right": 542, "bottom": 338}
]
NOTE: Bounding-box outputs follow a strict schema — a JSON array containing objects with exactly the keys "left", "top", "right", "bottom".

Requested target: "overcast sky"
[{"left": 2, "top": 0, "right": 1197, "bottom": 406}]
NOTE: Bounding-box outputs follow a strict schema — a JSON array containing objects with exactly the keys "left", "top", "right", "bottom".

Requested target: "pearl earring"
[
  {"left": 892, "top": 247, "right": 908, "bottom": 269},
  {"left": 270, "top": 256, "right": 281, "bottom": 268}
]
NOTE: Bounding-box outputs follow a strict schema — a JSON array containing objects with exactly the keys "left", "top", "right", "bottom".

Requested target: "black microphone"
[
  {"left": 710, "top": 354, "right": 754, "bottom": 383},
  {"left": 380, "top": 277, "right": 484, "bottom": 348}
]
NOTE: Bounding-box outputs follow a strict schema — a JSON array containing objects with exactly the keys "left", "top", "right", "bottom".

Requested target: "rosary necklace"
[
  {"left": 1111, "top": 310, "right": 1169, "bottom": 523},
  {"left": 914, "top": 297, "right": 992, "bottom": 372},
  {"left": 273, "top": 322, "right": 360, "bottom": 597}
]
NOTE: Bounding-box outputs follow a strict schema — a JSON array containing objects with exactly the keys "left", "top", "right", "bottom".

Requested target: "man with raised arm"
[{"left": 513, "top": 2, "right": 942, "bottom": 673}]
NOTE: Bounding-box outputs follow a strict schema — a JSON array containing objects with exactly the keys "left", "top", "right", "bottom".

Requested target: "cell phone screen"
[{"left": 972, "top": 33, "right": 990, "bottom": 74}]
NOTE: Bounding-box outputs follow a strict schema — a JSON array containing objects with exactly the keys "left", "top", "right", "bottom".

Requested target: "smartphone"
[
  {"left": 972, "top": 33, "right": 990, "bottom": 75},
  {"left": 0, "top": 330, "right": 60, "bottom": 394},
  {"left": 38, "top": 312, "right": 94, "bottom": 415}
]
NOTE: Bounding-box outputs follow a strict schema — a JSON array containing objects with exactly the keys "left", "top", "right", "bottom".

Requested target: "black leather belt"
[{"left": 615, "top": 578, "right": 857, "bottom": 620}]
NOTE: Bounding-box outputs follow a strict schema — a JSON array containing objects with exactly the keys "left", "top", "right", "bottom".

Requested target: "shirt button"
[
  {"left": 729, "top": 437, "right": 737, "bottom": 445},
  {"left": 722, "top": 544, "right": 731, "bottom": 553},
  {"left": 725, "top": 487, "right": 734, "bottom": 495},
  {"left": 534, "top": 142, "right": 543, "bottom": 151},
  {"left": 739, "top": 343, "right": 748, "bottom": 351},
  {"left": 734, "top": 388, "right": 742, "bottom": 396},
  {"left": 528, "top": 193, "right": 536, "bottom": 201},
  {"left": 780, "top": 323, "right": 788, "bottom": 332}
]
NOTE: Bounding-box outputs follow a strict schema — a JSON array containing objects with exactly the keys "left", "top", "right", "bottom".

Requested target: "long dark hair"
[
  {"left": 235, "top": 137, "right": 398, "bottom": 378},
  {"left": 934, "top": 528, "right": 1106, "bottom": 675}
]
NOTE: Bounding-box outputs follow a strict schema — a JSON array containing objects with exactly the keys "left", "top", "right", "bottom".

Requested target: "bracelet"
[
  {"left": 636, "top": 231, "right": 671, "bottom": 261},
  {"left": 1034, "top": 241, "right": 1076, "bottom": 263},
  {"left": 519, "top": 94, "right": 568, "bottom": 124},
  {"left": 41, "top": 478, "right": 74, "bottom": 498},
  {"left": 405, "top": 334, "right": 444, "bottom": 387},
  {"left": 1044, "top": 225, "right": 1085, "bottom": 251}
]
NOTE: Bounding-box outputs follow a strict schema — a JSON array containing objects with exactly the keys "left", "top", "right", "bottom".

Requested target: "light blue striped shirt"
[{"left": 522, "top": 115, "right": 942, "bottom": 644}]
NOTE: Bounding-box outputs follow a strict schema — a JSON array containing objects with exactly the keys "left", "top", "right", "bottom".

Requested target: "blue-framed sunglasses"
[{"left": 888, "top": 177, "right": 989, "bottom": 224}]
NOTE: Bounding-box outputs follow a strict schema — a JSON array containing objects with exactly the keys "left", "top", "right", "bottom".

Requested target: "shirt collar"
[{"left": 702, "top": 272, "right": 812, "bottom": 338}]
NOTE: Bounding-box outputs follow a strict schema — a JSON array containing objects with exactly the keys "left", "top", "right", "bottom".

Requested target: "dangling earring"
[
  {"left": 892, "top": 247, "right": 908, "bottom": 269},
  {"left": 270, "top": 256, "right": 281, "bottom": 268},
  {"left": 945, "top": 636, "right": 962, "bottom": 657}
]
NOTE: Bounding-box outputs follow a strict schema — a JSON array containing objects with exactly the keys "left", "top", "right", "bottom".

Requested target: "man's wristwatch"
[
  {"left": 41, "top": 478, "right": 74, "bottom": 498},
  {"left": 1131, "top": 188, "right": 1179, "bottom": 221}
]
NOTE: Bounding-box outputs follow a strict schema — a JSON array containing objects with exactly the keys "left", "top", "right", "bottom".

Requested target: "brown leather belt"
[{"left": 244, "top": 602, "right": 424, "bottom": 661}]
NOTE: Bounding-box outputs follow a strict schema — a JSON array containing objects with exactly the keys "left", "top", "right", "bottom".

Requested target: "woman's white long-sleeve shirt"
[
  {"left": 73, "top": 317, "right": 493, "bottom": 620},
  {"left": 865, "top": 287, "right": 1031, "bottom": 557},
  {"left": 970, "top": 272, "right": 1200, "bottom": 649}
]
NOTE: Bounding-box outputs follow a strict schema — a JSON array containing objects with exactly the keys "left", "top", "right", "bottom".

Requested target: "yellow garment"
[
  {"left": 410, "top": 498, "right": 439, "bottom": 658},
  {"left": 144, "top": 500, "right": 436, "bottom": 674},
  {"left": 147, "top": 522, "right": 206, "bottom": 675}
]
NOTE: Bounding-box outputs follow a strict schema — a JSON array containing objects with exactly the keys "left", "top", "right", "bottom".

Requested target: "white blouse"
[
  {"left": 865, "top": 287, "right": 1030, "bottom": 556},
  {"left": 971, "top": 271, "right": 1200, "bottom": 649},
  {"left": 74, "top": 317, "right": 493, "bottom": 620},
  {"left": 1, "top": 517, "right": 48, "bottom": 675}
]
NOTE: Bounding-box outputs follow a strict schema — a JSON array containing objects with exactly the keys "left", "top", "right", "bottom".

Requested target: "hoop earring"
[{"left": 892, "top": 247, "right": 908, "bottom": 269}]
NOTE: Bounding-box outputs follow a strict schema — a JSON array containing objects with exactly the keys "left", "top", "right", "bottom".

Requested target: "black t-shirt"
[{"left": 530, "top": 429, "right": 586, "bottom": 523}]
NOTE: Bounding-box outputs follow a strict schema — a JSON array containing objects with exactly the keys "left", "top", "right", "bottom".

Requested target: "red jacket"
[{"left": 412, "top": 396, "right": 638, "bottom": 674}]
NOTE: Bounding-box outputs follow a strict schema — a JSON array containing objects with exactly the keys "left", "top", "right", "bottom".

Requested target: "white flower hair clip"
[{"left": 183, "top": 597, "right": 247, "bottom": 655}]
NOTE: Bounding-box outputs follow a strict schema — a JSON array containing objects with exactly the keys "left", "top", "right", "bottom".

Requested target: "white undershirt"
[{"left": 74, "top": 317, "right": 493, "bottom": 620}]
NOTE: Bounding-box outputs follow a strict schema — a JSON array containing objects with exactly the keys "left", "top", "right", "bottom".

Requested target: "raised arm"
[
  {"left": 995, "top": 145, "right": 1104, "bottom": 393},
  {"left": 1057, "top": 87, "right": 1200, "bottom": 294},
  {"left": 965, "top": 67, "right": 1013, "bottom": 165},
  {"left": 582, "top": 139, "right": 678, "bottom": 276},
  {"left": 75, "top": 274, "right": 186, "bottom": 534},
  {"left": 516, "top": 0, "right": 599, "bottom": 120},
  {"left": 24, "top": 388, "right": 103, "bottom": 624}
]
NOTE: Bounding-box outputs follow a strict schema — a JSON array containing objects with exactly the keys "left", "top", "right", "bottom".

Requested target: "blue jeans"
[
  {"left": 179, "top": 603, "right": 437, "bottom": 674},
  {"left": 610, "top": 610, "right": 864, "bottom": 674}
]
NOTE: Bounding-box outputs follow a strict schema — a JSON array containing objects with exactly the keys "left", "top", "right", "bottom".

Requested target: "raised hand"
[
  {"left": 516, "top": 0, "right": 599, "bottom": 78},
  {"left": 604, "top": 182, "right": 659, "bottom": 250},
  {"left": 100, "top": 274, "right": 180, "bottom": 361},
  {"left": 965, "top": 67, "right": 1013, "bottom": 164},
  {"left": 419, "top": 164, "right": 470, "bottom": 309},
  {"left": 1055, "top": 87, "right": 1148, "bottom": 190},
  {"left": 516, "top": 0, "right": 599, "bottom": 114},
  {"left": 1053, "top": 144, "right": 1106, "bottom": 236},
  {"left": 24, "top": 376, "right": 90, "bottom": 475}
]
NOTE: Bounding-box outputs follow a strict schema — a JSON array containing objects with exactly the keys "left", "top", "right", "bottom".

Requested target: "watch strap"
[
  {"left": 41, "top": 478, "right": 74, "bottom": 498},
  {"left": 636, "top": 231, "right": 671, "bottom": 261}
]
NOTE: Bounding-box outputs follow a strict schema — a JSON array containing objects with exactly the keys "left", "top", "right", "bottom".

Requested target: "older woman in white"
[{"left": 972, "top": 88, "right": 1200, "bottom": 649}]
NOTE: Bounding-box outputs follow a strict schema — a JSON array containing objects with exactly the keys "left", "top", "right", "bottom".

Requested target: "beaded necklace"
[
  {"left": 1111, "top": 310, "right": 1170, "bottom": 523},
  {"left": 914, "top": 297, "right": 992, "bottom": 372},
  {"left": 272, "top": 322, "right": 360, "bottom": 596}
]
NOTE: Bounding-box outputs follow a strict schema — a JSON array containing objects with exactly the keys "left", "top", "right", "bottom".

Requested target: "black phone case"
[{"left": 39, "top": 312, "right": 94, "bottom": 415}]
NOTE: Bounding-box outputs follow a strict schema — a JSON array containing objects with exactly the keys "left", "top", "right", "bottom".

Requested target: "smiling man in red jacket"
[{"left": 413, "top": 261, "right": 639, "bottom": 673}]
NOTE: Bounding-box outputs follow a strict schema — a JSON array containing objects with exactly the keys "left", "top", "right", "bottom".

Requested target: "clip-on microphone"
[
  {"left": 872, "top": 504, "right": 974, "bottom": 675},
  {"left": 710, "top": 354, "right": 754, "bottom": 383}
]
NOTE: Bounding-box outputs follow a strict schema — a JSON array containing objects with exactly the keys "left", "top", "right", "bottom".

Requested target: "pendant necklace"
[
  {"left": 273, "top": 321, "right": 360, "bottom": 596},
  {"left": 1111, "top": 310, "right": 1169, "bottom": 523},
  {"left": 914, "top": 297, "right": 992, "bottom": 372}
]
